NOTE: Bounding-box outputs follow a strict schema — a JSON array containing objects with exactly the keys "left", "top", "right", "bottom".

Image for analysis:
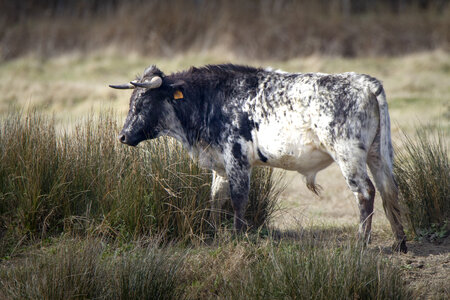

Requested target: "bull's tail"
[
  {"left": 369, "top": 82, "right": 407, "bottom": 252},
  {"left": 373, "top": 86, "right": 394, "bottom": 171}
]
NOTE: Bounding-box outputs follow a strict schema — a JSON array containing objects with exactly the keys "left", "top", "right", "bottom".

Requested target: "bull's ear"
[
  {"left": 169, "top": 80, "right": 186, "bottom": 102},
  {"left": 170, "top": 80, "right": 186, "bottom": 89}
]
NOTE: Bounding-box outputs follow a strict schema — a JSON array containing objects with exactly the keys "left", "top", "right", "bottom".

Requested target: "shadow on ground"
[{"left": 374, "top": 235, "right": 450, "bottom": 256}]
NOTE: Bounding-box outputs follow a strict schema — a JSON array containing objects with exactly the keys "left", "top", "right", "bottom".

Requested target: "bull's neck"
[{"left": 171, "top": 87, "right": 227, "bottom": 149}]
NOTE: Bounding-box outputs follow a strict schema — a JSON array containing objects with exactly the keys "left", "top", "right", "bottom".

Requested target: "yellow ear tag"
[{"left": 173, "top": 90, "right": 184, "bottom": 100}]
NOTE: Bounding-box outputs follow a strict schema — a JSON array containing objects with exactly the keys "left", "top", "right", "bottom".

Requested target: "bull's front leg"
[
  {"left": 210, "top": 170, "right": 230, "bottom": 228},
  {"left": 224, "top": 143, "right": 251, "bottom": 233},
  {"left": 227, "top": 167, "right": 250, "bottom": 232}
]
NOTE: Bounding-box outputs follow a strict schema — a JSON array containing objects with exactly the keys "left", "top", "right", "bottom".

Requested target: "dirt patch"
[{"left": 370, "top": 236, "right": 450, "bottom": 300}]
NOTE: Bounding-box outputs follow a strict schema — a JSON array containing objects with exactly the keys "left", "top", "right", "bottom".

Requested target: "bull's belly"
[
  {"left": 258, "top": 146, "right": 334, "bottom": 176},
  {"left": 252, "top": 123, "right": 334, "bottom": 176}
]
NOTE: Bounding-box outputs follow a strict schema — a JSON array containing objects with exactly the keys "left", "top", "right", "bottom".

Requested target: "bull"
[{"left": 110, "top": 64, "right": 407, "bottom": 252}]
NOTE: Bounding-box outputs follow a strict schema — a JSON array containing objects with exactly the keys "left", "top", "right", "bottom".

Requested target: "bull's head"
[{"left": 110, "top": 65, "right": 180, "bottom": 146}]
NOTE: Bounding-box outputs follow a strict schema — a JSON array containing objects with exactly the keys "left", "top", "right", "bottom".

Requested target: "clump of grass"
[
  {"left": 0, "top": 237, "right": 183, "bottom": 300},
  {"left": 223, "top": 242, "right": 408, "bottom": 299},
  {"left": 183, "top": 228, "right": 411, "bottom": 299},
  {"left": 0, "top": 112, "right": 282, "bottom": 257},
  {"left": 110, "top": 239, "right": 184, "bottom": 300},
  {"left": 394, "top": 126, "right": 450, "bottom": 239}
]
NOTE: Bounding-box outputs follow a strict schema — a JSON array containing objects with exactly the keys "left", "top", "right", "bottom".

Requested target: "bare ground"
[{"left": 381, "top": 237, "right": 450, "bottom": 299}]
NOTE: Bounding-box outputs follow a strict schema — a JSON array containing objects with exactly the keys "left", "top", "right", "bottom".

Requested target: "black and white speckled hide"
[{"left": 116, "top": 64, "right": 407, "bottom": 253}]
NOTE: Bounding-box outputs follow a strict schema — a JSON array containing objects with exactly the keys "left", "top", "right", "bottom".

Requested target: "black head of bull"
[{"left": 109, "top": 66, "right": 184, "bottom": 146}]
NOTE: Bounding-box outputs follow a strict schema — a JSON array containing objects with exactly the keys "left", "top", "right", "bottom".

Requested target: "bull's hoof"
[
  {"left": 357, "top": 231, "right": 372, "bottom": 247},
  {"left": 234, "top": 223, "right": 248, "bottom": 234},
  {"left": 392, "top": 240, "right": 408, "bottom": 253}
]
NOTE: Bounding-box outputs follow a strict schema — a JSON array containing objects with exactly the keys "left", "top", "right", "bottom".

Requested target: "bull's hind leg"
[
  {"left": 367, "top": 152, "right": 407, "bottom": 253},
  {"left": 334, "top": 151, "right": 375, "bottom": 244}
]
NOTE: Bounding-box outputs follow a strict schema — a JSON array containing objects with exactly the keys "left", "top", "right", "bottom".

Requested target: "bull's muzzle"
[
  {"left": 118, "top": 132, "right": 138, "bottom": 146},
  {"left": 118, "top": 133, "right": 127, "bottom": 144}
]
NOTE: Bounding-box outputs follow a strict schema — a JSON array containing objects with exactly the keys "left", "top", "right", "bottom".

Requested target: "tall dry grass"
[
  {"left": 0, "top": 238, "right": 184, "bottom": 300},
  {"left": 0, "top": 112, "right": 282, "bottom": 258},
  {"left": 1, "top": 0, "right": 449, "bottom": 60},
  {"left": 217, "top": 239, "right": 409, "bottom": 299},
  {"left": 394, "top": 126, "right": 449, "bottom": 239}
]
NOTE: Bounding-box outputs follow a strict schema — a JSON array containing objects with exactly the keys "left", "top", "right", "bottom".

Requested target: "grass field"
[
  {"left": 1, "top": 49, "right": 448, "bottom": 126},
  {"left": 0, "top": 50, "right": 449, "bottom": 299}
]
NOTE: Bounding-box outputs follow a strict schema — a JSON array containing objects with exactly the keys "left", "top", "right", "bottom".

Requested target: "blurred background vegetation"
[{"left": 1, "top": 0, "right": 449, "bottom": 60}]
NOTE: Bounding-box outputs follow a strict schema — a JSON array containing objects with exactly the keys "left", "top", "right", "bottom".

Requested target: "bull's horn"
[
  {"left": 130, "top": 76, "right": 162, "bottom": 89},
  {"left": 109, "top": 83, "right": 135, "bottom": 89}
]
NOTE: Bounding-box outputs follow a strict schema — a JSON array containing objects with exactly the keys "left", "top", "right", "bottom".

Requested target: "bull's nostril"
[{"left": 118, "top": 133, "right": 127, "bottom": 144}]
